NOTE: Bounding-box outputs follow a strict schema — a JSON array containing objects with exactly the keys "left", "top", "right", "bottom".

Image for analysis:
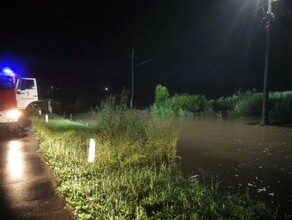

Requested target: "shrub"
[
  {"left": 154, "top": 84, "right": 170, "bottom": 106},
  {"left": 151, "top": 87, "right": 209, "bottom": 116},
  {"left": 269, "top": 91, "right": 292, "bottom": 121},
  {"left": 166, "top": 94, "right": 208, "bottom": 115},
  {"left": 151, "top": 85, "right": 292, "bottom": 120},
  {"left": 209, "top": 95, "right": 238, "bottom": 114},
  {"left": 231, "top": 91, "right": 263, "bottom": 117}
]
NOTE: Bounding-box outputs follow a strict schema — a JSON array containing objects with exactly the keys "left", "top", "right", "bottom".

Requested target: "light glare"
[
  {"left": 7, "top": 141, "right": 24, "bottom": 180},
  {"left": 2, "top": 67, "right": 14, "bottom": 75},
  {"left": 6, "top": 109, "right": 21, "bottom": 121}
]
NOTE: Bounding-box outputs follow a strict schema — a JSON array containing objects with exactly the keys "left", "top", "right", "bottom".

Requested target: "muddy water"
[{"left": 175, "top": 117, "right": 292, "bottom": 214}]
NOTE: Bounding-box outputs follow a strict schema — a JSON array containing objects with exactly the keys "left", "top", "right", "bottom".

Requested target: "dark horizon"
[{"left": 1, "top": 0, "right": 291, "bottom": 107}]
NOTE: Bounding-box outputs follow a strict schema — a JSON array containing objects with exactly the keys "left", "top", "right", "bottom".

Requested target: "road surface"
[{"left": 0, "top": 126, "right": 74, "bottom": 219}]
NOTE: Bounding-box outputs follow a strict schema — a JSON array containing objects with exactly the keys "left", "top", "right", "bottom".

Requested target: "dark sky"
[{"left": 0, "top": 0, "right": 292, "bottom": 107}]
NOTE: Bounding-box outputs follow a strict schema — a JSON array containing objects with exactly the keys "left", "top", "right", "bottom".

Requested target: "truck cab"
[
  {"left": 15, "top": 78, "right": 38, "bottom": 109},
  {"left": 0, "top": 67, "right": 38, "bottom": 130}
]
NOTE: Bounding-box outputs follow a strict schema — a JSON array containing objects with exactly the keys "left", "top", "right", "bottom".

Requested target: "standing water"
[{"left": 175, "top": 117, "right": 292, "bottom": 216}]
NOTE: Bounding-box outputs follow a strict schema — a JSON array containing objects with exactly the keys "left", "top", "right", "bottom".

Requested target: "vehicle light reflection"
[{"left": 7, "top": 140, "right": 24, "bottom": 180}]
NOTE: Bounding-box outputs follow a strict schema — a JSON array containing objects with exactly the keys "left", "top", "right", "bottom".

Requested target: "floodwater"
[{"left": 175, "top": 117, "right": 292, "bottom": 215}]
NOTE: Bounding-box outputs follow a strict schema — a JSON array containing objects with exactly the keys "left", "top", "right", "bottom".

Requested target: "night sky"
[{"left": 1, "top": 0, "right": 292, "bottom": 107}]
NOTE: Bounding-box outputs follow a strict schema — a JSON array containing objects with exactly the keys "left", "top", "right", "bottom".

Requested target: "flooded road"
[{"left": 175, "top": 117, "right": 292, "bottom": 215}]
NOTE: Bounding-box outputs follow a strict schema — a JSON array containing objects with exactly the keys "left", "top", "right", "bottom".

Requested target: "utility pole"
[
  {"left": 130, "top": 49, "right": 134, "bottom": 108},
  {"left": 261, "top": 0, "right": 275, "bottom": 125},
  {"left": 129, "top": 49, "right": 156, "bottom": 108}
]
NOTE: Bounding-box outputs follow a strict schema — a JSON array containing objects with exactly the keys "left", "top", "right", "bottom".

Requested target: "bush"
[
  {"left": 167, "top": 94, "right": 208, "bottom": 114},
  {"left": 151, "top": 85, "right": 292, "bottom": 120},
  {"left": 231, "top": 91, "right": 263, "bottom": 117},
  {"left": 154, "top": 84, "right": 170, "bottom": 106},
  {"left": 269, "top": 91, "right": 292, "bottom": 121},
  {"left": 209, "top": 95, "right": 238, "bottom": 114},
  {"left": 151, "top": 88, "right": 209, "bottom": 116}
]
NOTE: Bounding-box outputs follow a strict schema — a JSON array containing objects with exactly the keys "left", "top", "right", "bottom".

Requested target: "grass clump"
[
  {"left": 32, "top": 95, "right": 276, "bottom": 219},
  {"left": 92, "top": 94, "right": 179, "bottom": 168}
]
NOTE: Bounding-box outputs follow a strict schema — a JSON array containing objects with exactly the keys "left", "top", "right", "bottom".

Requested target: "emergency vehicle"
[{"left": 0, "top": 67, "right": 38, "bottom": 131}]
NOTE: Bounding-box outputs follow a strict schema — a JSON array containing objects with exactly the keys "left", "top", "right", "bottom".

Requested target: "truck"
[{"left": 0, "top": 67, "right": 38, "bottom": 132}]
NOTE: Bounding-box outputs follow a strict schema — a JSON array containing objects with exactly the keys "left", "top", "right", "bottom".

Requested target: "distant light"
[
  {"left": 2, "top": 67, "right": 14, "bottom": 75},
  {"left": 104, "top": 87, "right": 109, "bottom": 91}
]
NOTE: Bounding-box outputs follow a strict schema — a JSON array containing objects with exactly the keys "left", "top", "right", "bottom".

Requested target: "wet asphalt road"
[{"left": 0, "top": 127, "right": 75, "bottom": 219}]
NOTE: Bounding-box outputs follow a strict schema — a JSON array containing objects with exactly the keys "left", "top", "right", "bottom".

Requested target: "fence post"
[{"left": 88, "top": 138, "right": 96, "bottom": 163}]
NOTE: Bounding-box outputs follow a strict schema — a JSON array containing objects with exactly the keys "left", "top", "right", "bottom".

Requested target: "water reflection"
[
  {"left": 175, "top": 117, "right": 292, "bottom": 214},
  {"left": 7, "top": 140, "right": 24, "bottom": 180}
]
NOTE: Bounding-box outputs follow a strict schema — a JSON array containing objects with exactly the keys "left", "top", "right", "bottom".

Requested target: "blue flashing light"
[{"left": 2, "top": 67, "right": 14, "bottom": 75}]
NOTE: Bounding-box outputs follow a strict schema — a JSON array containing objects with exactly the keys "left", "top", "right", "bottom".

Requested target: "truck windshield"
[{"left": 0, "top": 76, "right": 14, "bottom": 90}]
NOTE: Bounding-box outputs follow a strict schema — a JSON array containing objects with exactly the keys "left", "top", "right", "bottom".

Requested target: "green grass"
[{"left": 32, "top": 96, "right": 277, "bottom": 219}]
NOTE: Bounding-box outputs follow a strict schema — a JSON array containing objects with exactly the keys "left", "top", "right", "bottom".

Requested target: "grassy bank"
[
  {"left": 32, "top": 96, "right": 276, "bottom": 219},
  {"left": 150, "top": 85, "right": 292, "bottom": 120}
]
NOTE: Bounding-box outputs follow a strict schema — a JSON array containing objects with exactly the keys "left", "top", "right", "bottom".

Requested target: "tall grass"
[
  {"left": 91, "top": 95, "right": 179, "bottom": 168},
  {"left": 32, "top": 95, "right": 277, "bottom": 219}
]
